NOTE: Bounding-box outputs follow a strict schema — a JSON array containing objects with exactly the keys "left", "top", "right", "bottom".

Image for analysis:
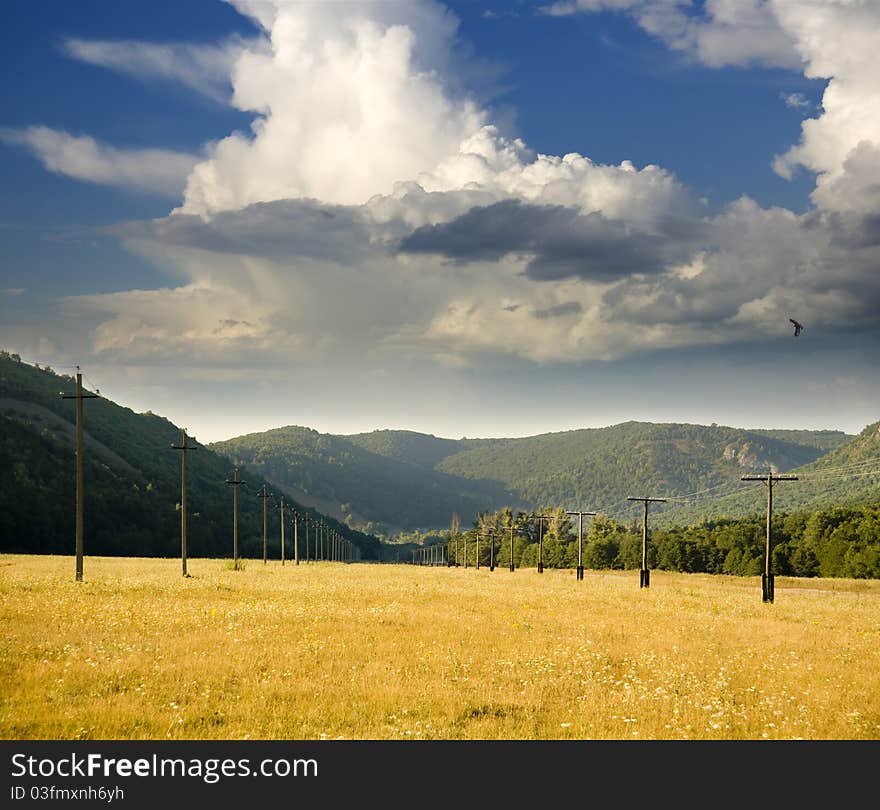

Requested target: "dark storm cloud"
[
  {"left": 398, "top": 199, "right": 705, "bottom": 281},
  {"left": 109, "top": 198, "right": 376, "bottom": 264},
  {"left": 822, "top": 210, "right": 880, "bottom": 250}
]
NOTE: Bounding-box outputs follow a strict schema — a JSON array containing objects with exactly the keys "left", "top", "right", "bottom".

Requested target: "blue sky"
[{"left": 1, "top": 0, "right": 878, "bottom": 443}]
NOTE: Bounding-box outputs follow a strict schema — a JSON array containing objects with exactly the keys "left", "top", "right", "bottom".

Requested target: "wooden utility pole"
[
  {"left": 279, "top": 496, "right": 286, "bottom": 566},
  {"left": 225, "top": 467, "right": 245, "bottom": 567},
  {"left": 508, "top": 519, "right": 518, "bottom": 573},
  {"left": 741, "top": 471, "right": 798, "bottom": 603},
  {"left": 292, "top": 510, "right": 300, "bottom": 565},
  {"left": 170, "top": 429, "right": 197, "bottom": 577},
  {"left": 475, "top": 530, "right": 481, "bottom": 570},
  {"left": 530, "top": 513, "right": 550, "bottom": 573},
  {"left": 60, "top": 366, "right": 100, "bottom": 582},
  {"left": 451, "top": 513, "right": 460, "bottom": 567},
  {"left": 256, "top": 484, "right": 271, "bottom": 564},
  {"left": 567, "top": 510, "right": 597, "bottom": 581},
  {"left": 627, "top": 497, "right": 666, "bottom": 588}
]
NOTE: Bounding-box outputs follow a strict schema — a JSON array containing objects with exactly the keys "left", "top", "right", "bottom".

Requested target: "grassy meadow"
[{"left": 1, "top": 554, "right": 879, "bottom": 740}]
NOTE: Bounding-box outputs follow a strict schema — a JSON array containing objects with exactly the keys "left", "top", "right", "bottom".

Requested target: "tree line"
[{"left": 436, "top": 504, "right": 880, "bottom": 579}]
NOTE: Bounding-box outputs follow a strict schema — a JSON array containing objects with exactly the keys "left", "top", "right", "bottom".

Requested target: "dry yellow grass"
[{"left": 1, "top": 554, "right": 879, "bottom": 740}]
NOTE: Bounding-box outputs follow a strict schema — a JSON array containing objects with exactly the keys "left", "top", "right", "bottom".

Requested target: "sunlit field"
[{"left": 2, "top": 554, "right": 879, "bottom": 740}]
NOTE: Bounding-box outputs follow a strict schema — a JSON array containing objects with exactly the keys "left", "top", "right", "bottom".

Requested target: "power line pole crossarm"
[
  {"left": 60, "top": 366, "right": 100, "bottom": 582},
  {"left": 626, "top": 497, "right": 667, "bottom": 589},
  {"left": 741, "top": 471, "right": 798, "bottom": 603}
]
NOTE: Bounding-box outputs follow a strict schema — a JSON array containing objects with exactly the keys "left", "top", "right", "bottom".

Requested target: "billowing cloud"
[
  {"left": 177, "top": 0, "right": 487, "bottom": 214},
  {"left": 770, "top": 1, "right": 880, "bottom": 215},
  {"left": 0, "top": 126, "right": 198, "bottom": 196}
]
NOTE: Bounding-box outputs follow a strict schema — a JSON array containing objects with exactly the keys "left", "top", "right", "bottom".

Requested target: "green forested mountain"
[
  {"left": 211, "top": 419, "right": 864, "bottom": 534},
  {"left": 656, "top": 420, "right": 880, "bottom": 527},
  {"left": 210, "top": 426, "right": 510, "bottom": 534},
  {"left": 433, "top": 421, "right": 848, "bottom": 515},
  {"left": 0, "top": 352, "right": 380, "bottom": 560}
]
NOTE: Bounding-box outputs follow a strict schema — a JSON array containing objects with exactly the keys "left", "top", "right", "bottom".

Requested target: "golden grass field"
[{"left": 2, "top": 554, "right": 879, "bottom": 740}]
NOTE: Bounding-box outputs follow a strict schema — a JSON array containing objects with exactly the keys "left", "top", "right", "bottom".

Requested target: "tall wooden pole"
[
  {"left": 566, "top": 510, "right": 596, "bottom": 581},
  {"left": 233, "top": 470, "right": 239, "bottom": 564},
  {"left": 530, "top": 513, "right": 549, "bottom": 573},
  {"left": 75, "top": 373, "right": 84, "bottom": 580},
  {"left": 293, "top": 510, "right": 300, "bottom": 565},
  {"left": 263, "top": 488, "right": 268, "bottom": 564},
  {"left": 60, "top": 367, "right": 99, "bottom": 582},
  {"left": 280, "top": 496, "right": 285, "bottom": 566},
  {"left": 627, "top": 497, "right": 666, "bottom": 588},
  {"left": 225, "top": 467, "right": 245, "bottom": 567},
  {"left": 509, "top": 521, "right": 516, "bottom": 572},
  {"left": 171, "top": 429, "right": 198, "bottom": 577},
  {"left": 181, "top": 432, "right": 187, "bottom": 576},
  {"left": 742, "top": 471, "right": 798, "bottom": 603}
]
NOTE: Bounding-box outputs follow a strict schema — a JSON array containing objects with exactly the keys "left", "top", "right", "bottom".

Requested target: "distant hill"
[
  {"left": 210, "top": 426, "right": 511, "bottom": 534},
  {"left": 0, "top": 351, "right": 380, "bottom": 560},
  {"left": 656, "top": 420, "right": 880, "bottom": 527},
  {"left": 211, "top": 419, "right": 862, "bottom": 533}
]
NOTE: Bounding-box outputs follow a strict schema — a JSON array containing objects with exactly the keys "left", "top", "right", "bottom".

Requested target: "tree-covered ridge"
[
  {"left": 434, "top": 421, "right": 836, "bottom": 515},
  {"left": 655, "top": 420, "right": 880, "bottom": 527},
  {"left": 213, "top": 420, "right": 871, "bottom": 533},
  {"left": 0, "top": 351, "right": 380, "bottom": 559},
  {"left": 210, "top": 425, "right": 511, "bottom": 534}
]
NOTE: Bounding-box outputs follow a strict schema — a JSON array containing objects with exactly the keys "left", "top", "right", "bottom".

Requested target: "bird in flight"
[{"left": 789, "top": 318, "right": 803, "bottom": 337}]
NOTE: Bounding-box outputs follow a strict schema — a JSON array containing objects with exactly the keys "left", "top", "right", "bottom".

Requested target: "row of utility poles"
[
  {"left": 218, "top": 464, "right": 360, "bottom": 571},
  {"left": 58, "top": 368, "right": 359, "bottom": 583},
  {"left": 415, "top": 475, "right": 798, "bottom": 603},
  {"left": 420, "top": 510, "right": 598, "bottom": 576}
]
